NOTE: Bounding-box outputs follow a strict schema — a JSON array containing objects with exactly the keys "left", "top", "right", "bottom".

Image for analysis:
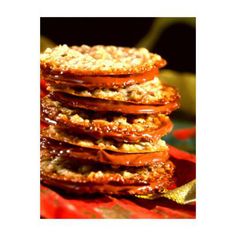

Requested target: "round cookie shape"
[{"left": 40, "top": 44, "right": 166, "bottom": 76}]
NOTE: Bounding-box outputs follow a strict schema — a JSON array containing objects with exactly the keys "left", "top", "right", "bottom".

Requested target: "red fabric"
[
  {"left": 168, "top": 144, "right": 196, "bottom": 163},
  {"left": 40, "top": 185, "right": 195, "bottom": 219},
  {"left": 173, "top": 127, "right": 196, "bottom": 140},
  {"left": 40, "top": 79, "right": 48, "bottom": 98}
]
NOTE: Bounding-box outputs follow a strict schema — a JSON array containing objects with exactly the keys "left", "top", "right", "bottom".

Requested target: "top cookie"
[{"left": 40, "top": 44, "right": 166, "bottom": 76}]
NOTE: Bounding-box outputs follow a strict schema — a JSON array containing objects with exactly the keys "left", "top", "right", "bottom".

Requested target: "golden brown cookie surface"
[
  {"left": 40, "top": 149, "right": 175, "bottom": 195},
  {"left": 41, "top": 125, "right": 168, "bottom": 153},
  {"left": 47, "top": 77, "right": 180, "bottom": 105},
  {"left": 40, "top": 44, "right": 166, "bottom": 76},
  {"left": 41, "top": 138, "right": 170, "bottom": 167},
  {"left": 41, "top": 96, "right": 173, "bottom": 143},
  {"left": 50, "top": 92, "right": 180, "bottom": 115}
]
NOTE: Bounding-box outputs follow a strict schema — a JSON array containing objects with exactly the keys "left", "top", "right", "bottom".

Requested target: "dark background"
[{"left": 40, "top": 17, "right": 196, "bottom": 73}]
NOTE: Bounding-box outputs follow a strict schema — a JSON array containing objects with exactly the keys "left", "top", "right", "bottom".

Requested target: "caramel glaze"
[
  {"left": 50, "top": 92, "right": 180, "bottom": 115},
  {"left": 41, "top": 137, "right": 169, "bottom": 167},
  {"left": 41, "top": 67, "right": 159, "bottom": 89},
  {"left": 41, "top": 176, "right": 173, "bottom": 195},
  {"left": 41, "top": 113, "right": 173, "bottom": 143}
]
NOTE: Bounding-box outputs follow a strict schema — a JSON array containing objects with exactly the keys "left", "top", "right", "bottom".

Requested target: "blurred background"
[{"left": 40, "top": 17, "right": 196, "bottom": 152}]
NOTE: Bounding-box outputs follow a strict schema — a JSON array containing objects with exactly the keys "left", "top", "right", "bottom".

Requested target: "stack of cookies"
[{"left": 40, "top": 45, "right": 180, "bottom": 196}]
